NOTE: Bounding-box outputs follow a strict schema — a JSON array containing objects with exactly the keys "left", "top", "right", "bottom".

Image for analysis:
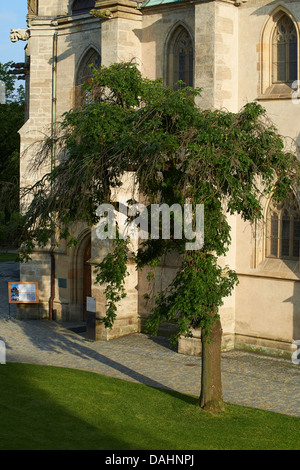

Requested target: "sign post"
[{"left": 86, "top": 296, "right": 96, "bottom": 341}]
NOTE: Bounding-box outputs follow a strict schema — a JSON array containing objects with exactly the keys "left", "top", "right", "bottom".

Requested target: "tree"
[
  {"left": 0, "top": 61, "right": 25, "bottom": 104},
  {"left": 17, "top": 62, "right": 300, "bottom": 411},
  {"left": 0, "top": 62, "right": 25, "bottom": 244}
]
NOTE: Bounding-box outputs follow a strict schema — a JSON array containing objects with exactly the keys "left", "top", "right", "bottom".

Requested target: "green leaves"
[
  {"left": 144, "top": 252, "right": 238, "bottom": 347},
  {"left": 17, "top": 61, "right": 300, "bottom": 342},
  {"left": 0, "top": 63, "right": 25, "bottom": 242},
  {"left": 0, "top": 61, "right": 25, "bottom": 104},
  {"left": 84, "top": 61, "right": 144, "bottom": 109},
  {"left": 94, "top": 235, "right": 130, "bottom": 329}
]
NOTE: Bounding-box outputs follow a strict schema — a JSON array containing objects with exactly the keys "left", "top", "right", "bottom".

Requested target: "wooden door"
[{"left": 83, "top": 239, "right": 91, "bottom": 320}]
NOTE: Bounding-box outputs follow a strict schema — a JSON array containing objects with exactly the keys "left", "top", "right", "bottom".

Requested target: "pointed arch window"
[
  {"left": 75, "top": 48, "right": 101, "bottom": 107},
  {"left": 167, "top": 26, "right": 194, "bottom": 89},
  {"left": 266, "top": 195, "right": 300, "bottom": 260},
  {"left": 259, "top": 10, "right": 299, "bottom": 99},
  {"left": 272, "top": 14, "right": 298, "bottom": 84}
]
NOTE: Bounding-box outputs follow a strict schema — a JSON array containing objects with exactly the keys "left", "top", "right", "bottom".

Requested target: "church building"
[{"left": 11, "top": 0, "right": 300, "bottom": 357}]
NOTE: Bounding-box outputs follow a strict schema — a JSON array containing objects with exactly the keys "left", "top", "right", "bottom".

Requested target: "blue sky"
[{"left": 0, "top": 1, "right": 28, "bottom": 65}]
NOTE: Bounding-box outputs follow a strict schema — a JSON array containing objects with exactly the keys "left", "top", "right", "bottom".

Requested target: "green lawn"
[
  {"left": 0, "top": 252, "right": 18, "bottom": 262},
  {"left": 0, "top": 363, "right": 299, "bottom": 450}
]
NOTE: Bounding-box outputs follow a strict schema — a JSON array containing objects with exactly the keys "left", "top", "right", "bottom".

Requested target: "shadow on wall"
[{"left": 250, "top": 1, "right": 289, "bottom": 17}]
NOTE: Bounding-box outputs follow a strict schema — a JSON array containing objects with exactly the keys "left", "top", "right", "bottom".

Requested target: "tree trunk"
[{"left": 199, "top": 316, "right": 225, "bottom": 412}]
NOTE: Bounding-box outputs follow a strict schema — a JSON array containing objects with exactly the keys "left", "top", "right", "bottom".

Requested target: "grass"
[
  {"left": 0, "top": 252, "right": 18, "bottom": 262},
  {"left": 0, "top": 363, "right": 299, "bottom": 450}
]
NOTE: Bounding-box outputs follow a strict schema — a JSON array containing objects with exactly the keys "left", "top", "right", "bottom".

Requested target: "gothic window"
[
  {"left": 266, "top": 195, "right": 300, "bottom": 260},
  {"left": 259, "top": 9, "right": 299, "bottom": 99},
  {"left": 167, "top": 26, "right": 194, "bottom": 89},
  {"left": 72, "top": 0, "right": 96, "bottom": 15},
  {"left": 272, "top": 14, "right": 298, "bottom": 84},
  {"left": 75, "top": 48, "right": 101, "bottom": 107}
]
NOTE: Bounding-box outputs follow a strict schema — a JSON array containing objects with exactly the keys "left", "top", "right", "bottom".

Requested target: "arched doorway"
[
  {"left": 83, "top": 238, "right": 92, "bottom": 320},
  {"left": 69, "top": 229, "right": 92, "bottom": 321}
]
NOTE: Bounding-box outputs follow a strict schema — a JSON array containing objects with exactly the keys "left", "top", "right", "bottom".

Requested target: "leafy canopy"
[
  {"left": 0, "top": 62, "right": 25, "bottom": 243},
  {"left": 16, "top": 62, "right": 300, "bottom": 344}
]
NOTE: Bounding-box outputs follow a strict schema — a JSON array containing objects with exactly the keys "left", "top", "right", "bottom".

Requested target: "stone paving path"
[{"left": 0, "top": 260, "right": 300, "bottom": 418}]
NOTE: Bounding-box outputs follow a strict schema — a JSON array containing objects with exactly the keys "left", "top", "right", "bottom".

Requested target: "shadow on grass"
[
  {"left": 0, "top": 253, "right": 18, "bottom": 263},
  {"left": 1, "top": 363, "right": 300, "bottom": 451},
  {"left": 7, "top": 319, "right": 200, "bottom": 407},
  {"left": 0, "top": 363, "right": 160, "bottom": 450}
]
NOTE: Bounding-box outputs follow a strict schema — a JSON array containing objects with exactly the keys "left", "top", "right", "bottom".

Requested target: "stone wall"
[{"left": 16, "top": 0, "right": 300, "bottom": 357}]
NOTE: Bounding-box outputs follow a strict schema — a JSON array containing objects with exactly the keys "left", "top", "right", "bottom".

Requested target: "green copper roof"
[{"left": 142, "top": 0, "right": 184, "bottom": 7}]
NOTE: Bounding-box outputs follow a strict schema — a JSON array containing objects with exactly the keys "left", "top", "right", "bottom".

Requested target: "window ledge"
[
  {"left": 257, "top": 83, "right": 297, "bottom": 101},
  {"left": 257, "top": 95, "right": 294, "bottom": 101},
  {"left": 239, "top": 258, "right": 300, "bottom": 281}
]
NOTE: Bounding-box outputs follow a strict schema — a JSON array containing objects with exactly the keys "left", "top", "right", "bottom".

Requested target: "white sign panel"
[
  {"left": 0, "top": 341, "right": 6, "bottom": 364},
  {"left": 0, "top": 81, "right": 5, "bottom": 104},
  {"left": 86, "top": 296, "right": 96, "bottom": 313}
]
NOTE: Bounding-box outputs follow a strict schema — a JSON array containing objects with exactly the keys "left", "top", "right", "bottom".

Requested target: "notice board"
[{"left": 8, "top": 282, "right": 39, "bottom": 304}]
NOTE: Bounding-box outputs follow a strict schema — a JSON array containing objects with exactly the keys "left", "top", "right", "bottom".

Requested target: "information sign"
[{"left": 8, "top": 282, "right": 39, "bottom": 304}]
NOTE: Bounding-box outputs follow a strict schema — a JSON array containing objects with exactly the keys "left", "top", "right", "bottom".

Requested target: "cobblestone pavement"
[{"left": 0, "top": 261, "right": 300, "bottom": 418}]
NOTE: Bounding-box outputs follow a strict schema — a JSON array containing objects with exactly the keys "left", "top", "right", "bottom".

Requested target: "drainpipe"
[
  {"left": 49, "top": 244, "right": 55, "bottom": 321},
  {"left": 49, "top": 32, "right": 58, "bottom": 321}
]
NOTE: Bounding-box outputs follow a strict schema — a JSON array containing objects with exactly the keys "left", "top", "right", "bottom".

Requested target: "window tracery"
[
  {"left": 259, "top": 10, "right": 299, "bottom": 99},
  {"left": 167, "top": 26, "right": 194, "bottom": 89},
  {"left": 272, "top": 15, "right": 297, "bottom": 84},
  {"left": 266, "top": 196, "right": 300, "bottom": 260},
  {"left": 75, "top": 48, "right": 101, "bottom": 107}
]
